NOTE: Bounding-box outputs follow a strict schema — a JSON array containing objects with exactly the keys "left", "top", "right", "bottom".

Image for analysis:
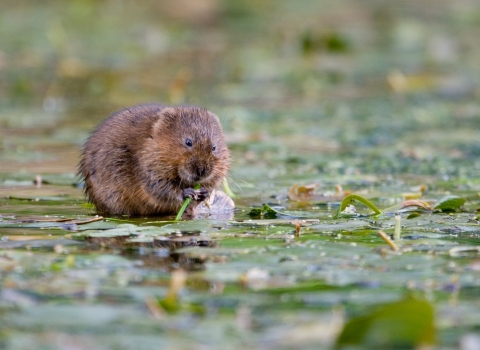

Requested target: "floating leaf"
[
  {"left": 402, "top": 192, "right": 423, "bottom": 200},
  {"left": 401, "top": 199, "right": 432, "bottom": 210},
  {"left": 248, "top": 204, "right": 278, "bottom": 219},
  {"left": 230, "top": 219, "right": 319, "bottom": 227},
  {"left": 248, "top": 204, "right": 308, "bottom": 219},
  {"left": 288, "top": 183, "right": 318, "bottom": 202},
  {"left": 449, "top": 246, "right": 480, "bottom": 257},
  {"left": 288, "top": 183, "right": 348, "bottom": 203},
  {"left": 383, "top": 199, "right": 435, "bottom": 215},
  {"left": 406, "top": 212, "right": 421, "bottom": 219},
  {"left": 336, "top": 297, "right": 436, "bottom": 349},
  {"left": 334, "top": 194, "right": 383, "bottom": 219},
  {"left": 433, "top": 195, "right": 466, "bottom": 212},
  {"left": 248, "top": 208, "right": 263, "bottom": 218}
]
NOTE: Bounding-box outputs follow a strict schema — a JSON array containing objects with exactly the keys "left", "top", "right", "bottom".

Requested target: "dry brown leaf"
[
  {"left": 401, "top": 200, "right": 432, "bottom": 210},
  {"left": 288, "top": 183, "right": 350, "bottom": 203},
  {"left": 288, "top": 183, "right": 318, "bottom": 202}
]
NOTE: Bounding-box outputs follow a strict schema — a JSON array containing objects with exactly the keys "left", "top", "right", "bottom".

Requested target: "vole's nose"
[{"left": 196, "top": 166, "right": 206, "bottom": 178}]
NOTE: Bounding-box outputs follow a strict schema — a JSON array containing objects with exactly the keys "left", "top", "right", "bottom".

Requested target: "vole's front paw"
[
  {"left": 195, "top": 188, "right": 209, "bottom": 201},
  {"left": 183, "top": 188, "right": 196, "bottom": 200},
  {"left": 183, "top": 187, "right": 209, "bottom": 201}
]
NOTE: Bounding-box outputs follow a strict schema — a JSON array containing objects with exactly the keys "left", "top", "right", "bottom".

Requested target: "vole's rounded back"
[{"left": 79, "top": 104, "right": 231, "bottom": 216}]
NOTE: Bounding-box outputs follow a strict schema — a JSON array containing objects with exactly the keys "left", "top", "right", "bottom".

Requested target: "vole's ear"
[
  {"left": 153, "top": 107, "right": 177, "bottom": 133},
  {"left": 158, "top": 107, "right": 177, "bottom": 121}
]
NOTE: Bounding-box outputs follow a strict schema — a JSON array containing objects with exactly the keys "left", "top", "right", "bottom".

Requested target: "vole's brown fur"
[{"left": 79, "top": 104, "right": 232, "bottom": 216}]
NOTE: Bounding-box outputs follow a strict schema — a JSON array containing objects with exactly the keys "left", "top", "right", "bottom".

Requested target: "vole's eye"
[
  {"left": 212, "top": 145, "right": 216, "bottom": 151},
  {"left": 185, "top": 139, "right": 193, "bottom": 147}
]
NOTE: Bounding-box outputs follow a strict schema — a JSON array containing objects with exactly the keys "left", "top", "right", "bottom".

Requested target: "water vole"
[{"left": 79, "top": 104, "right": 234, "bottom": 216}]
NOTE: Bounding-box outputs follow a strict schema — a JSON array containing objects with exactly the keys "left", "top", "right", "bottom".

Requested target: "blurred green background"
[{"left": 1, "top": 0, "right": 479, "bottom": 179}]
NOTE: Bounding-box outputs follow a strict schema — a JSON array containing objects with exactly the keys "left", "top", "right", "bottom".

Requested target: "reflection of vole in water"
[{"left": 79, "top": 104, "right": 234, "bottom": 217}]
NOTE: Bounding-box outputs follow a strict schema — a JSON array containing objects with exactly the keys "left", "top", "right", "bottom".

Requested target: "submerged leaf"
[{"left": 158, "top": 269, "right": 187, "bottom": 313}]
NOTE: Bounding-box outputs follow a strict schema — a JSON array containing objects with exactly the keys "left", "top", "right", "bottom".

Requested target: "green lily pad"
[{"left": 336, "top": 297, "right": 435, "bottom": 349}]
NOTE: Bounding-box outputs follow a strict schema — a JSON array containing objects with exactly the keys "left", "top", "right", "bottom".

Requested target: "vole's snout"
[
  {"left": 193, "top": 163, "right": 213, "bottom": 182},
  {"left": 181, "top": 157, "right": 212, "bottom": 183},
  {"left": 196, "top": 165, "right": 206, "bottom": 178}
]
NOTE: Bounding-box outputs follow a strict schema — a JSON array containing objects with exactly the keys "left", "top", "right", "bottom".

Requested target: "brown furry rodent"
[{"left": 79, "top": 104, "right": 234, "bottom": 217}]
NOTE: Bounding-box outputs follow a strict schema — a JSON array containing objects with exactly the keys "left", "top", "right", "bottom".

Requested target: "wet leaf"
[
  {"left": 336, "top": 297, "right": 436, "bottom": 349},
  {"left": 73, "top": 224, "right": 173, "bottom": 239},
  {"left": 248, "top": 204, "right": 280, "bottom": 219},
  {"left": 406, "top": 212, "right": 421, "bottom": 219},
  {"left": 449, "top": 246, "right": 480, "bottom": 257},
  {"left": 158, "top": 269, "right": 187, "bottom": 313},
  {"left": 230, "top": 219, "right": 319, "bottom": 227},
  {"left": 288, "top": 183, "right": 348, "bottom": 203},
  {"left": 401, "top": 199, "right": 432, "bottom": 210},
  {"left": 334, "top": 194, "right": 383, "bottom": 218},
  {"left": 288, "top": 183, "right": 318, "bottom": 202},
  {"left": 434, "top": 195, "right": 466, "bottom": 211}
]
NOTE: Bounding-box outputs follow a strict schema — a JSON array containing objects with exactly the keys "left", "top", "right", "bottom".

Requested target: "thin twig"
[
  {"left": 378, "top": 230, "right": 400, "bottom": 251},
  {"left": 144, "top": 297, "right": 164, "bottom": 320},
  {"left": 74, "top": 216, "right": 104, "bottom": 225}
]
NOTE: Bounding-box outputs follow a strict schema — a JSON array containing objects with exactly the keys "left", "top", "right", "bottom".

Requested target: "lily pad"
[{"left": 336, "top": 297, "right": 436, "bottom": 349}]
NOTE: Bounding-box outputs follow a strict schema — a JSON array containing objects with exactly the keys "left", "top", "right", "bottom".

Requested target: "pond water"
[{"left": 1, "top": 0, "right": 480, "bottom": 349}]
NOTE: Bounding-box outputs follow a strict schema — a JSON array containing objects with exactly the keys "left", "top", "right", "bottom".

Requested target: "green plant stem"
[
  {"left": 222, "top": 178, "right": 236, "bottom": 198},
  {"left": 394, "top": 214, "right": 401, "bottom": 241},
  {"left": 175, "top": 183, "right": 201, "bottom": 221}
]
